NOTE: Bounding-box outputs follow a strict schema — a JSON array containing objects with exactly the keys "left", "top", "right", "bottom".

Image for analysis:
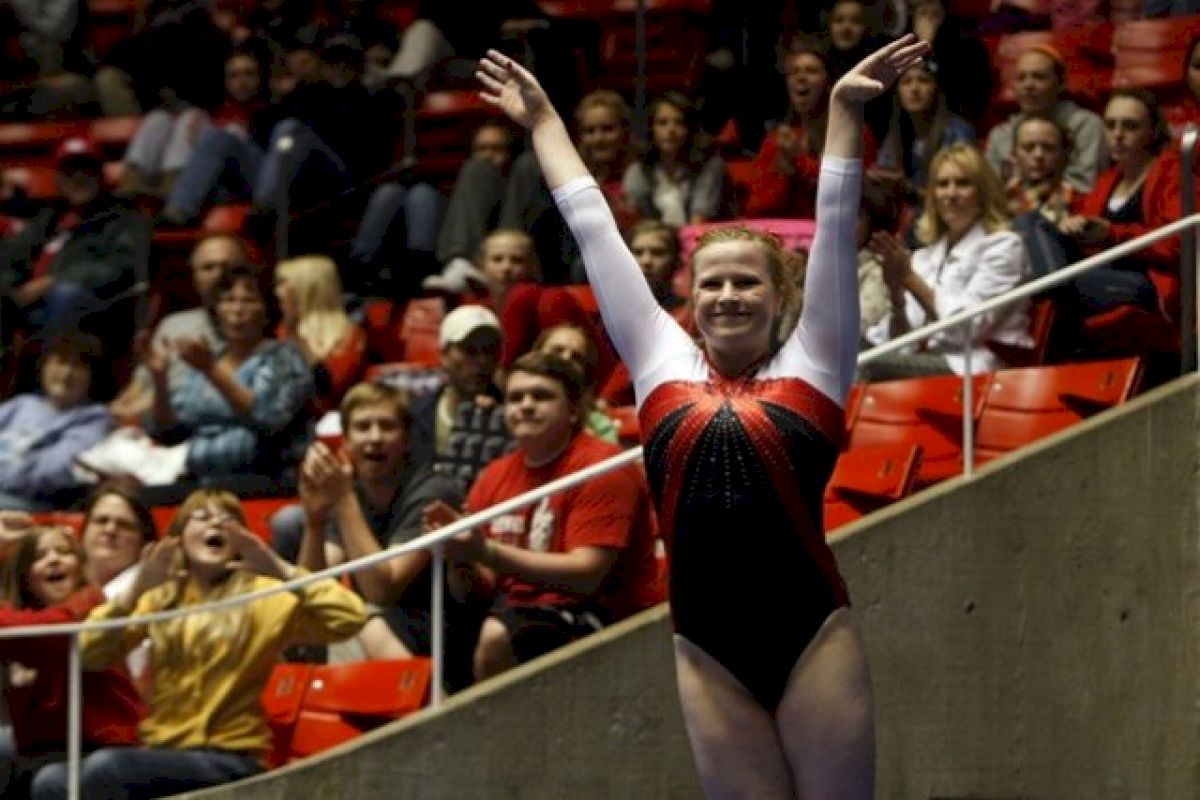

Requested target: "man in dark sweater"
[{"left": 287, "top": 381, "right": 485, "bottom": 690}]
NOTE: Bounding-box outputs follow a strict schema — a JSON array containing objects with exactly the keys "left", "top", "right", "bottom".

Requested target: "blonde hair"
[
  {"left": 691, "top": 226, "right": 806, "bottom": 345},
  {"left": 574, "top": 89, "right": 631, "bottom": 169},
  {"left": 276, "top": 255, "right": 352, "bottom": 360},
  {"left": 151, "top": 490, "right": 255, "bottom": 672},
  {"left": 917, "top": 142, "right": 1010, "bottom": 245}
]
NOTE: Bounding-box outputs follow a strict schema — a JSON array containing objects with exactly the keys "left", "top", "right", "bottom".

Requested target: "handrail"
[{"left": 1180, "top": 124, "right": 1198, "bottom": 372}]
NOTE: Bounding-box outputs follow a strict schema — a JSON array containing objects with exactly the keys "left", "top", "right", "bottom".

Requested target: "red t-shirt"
[{"left": 465, "top": 432, "right": 659, "bottom": 618}]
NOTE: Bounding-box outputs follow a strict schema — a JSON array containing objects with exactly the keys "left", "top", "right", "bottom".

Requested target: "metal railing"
[{"left": 3, "top": 131, "right": 1198, "bottom": 800}]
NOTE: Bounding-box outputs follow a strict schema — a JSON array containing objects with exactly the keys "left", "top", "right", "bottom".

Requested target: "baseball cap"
[
  {"left": 439, "top": 305, "right": 502, "bottom": 349},
  {"left": 53, "top": 136, "right": 103, "bottom": 171}
]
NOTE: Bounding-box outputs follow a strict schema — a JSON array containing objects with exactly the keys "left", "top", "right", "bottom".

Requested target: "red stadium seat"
[
  {"left": 2, "top": 164, "right": 58, "bottom": 199},
  {"left": 824, "top": 443, "right": 923, "bottom": 531},
  {"left": 1081, "top": 304, "right": 1181, "bottom": 357},
  {"left": 987, "top": 297, "right": 1056, "bottom": 368},
  {"left": 261, "top": 663, "right": 313, "bottom": 768},
  {"left": 28, "top": 512, "right": 86, "bottom": 535},
  {"left": 398, "top": 297, "right": 446, "bottom": 367},
  {"left": 1112, "top": 15, "right": 1200, "bottom": 95},
  {"left": 973, "top": 358, "right": 1142, "bottom": 464},
  {"left": 410, "top": 91, "right": 503, "bottom": 187},
  {"left": 287, "top": 659, "right": 432, "bottom": 760},
  {"left": 0, "top": 122, "right": 81, "bottom": 163},
  {"left": 847, "top": 373, "right": 992, "bottom": 486},
  {"left": 202, "top": 204, "right": 251, "bottom": 234},
  {"left": 88, "top": 116, "right": 141, "bottom": 159}
]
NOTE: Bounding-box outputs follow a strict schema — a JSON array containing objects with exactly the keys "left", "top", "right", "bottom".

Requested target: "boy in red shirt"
[{"left": 425, "top": 351, "right": 658, "bottom": 682}]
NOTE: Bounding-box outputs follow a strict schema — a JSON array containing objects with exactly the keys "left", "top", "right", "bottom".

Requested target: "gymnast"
[{"left": 477, "top": 35, "right": 929, "bottom": 798}]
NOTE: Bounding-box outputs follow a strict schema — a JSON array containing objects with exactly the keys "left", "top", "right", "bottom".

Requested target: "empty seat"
[
  {"left": 1112, "top": 15, "right": 1200, "bottom": 94},
  {"left": 398, "top": 297, "right": 446, "bottom": 367},
  {"left": 847, "top": 373, "right": 992, "bottom": 486},
  {"left": 287, "top": 659, "right": 432, "bottom": 761},
  {"left": 824, "top": 443, "right": 923, "bottom": 531},
  {"left": 974, "top": 357, "right": 1142, "bottom": 464}
]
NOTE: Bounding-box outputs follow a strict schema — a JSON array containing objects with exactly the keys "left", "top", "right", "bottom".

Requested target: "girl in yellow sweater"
[{"left": 34, "top": 489, "right": 366, "bottom": 800}]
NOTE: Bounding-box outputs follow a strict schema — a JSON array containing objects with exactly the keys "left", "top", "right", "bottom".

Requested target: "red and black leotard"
[{"left": 554, "top": 157, "right": 861, "bottom": 711}]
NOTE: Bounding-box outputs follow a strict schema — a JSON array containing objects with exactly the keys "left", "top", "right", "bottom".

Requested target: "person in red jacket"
[
  {"left": 745, "top": 34, "right": 877, "bottom": 220},
  {"left": 1059, "top": 88, "right": 1182, "bottom": 320},
  {"left": 0, "top": 525, "right": 144, "bottom": 798}
]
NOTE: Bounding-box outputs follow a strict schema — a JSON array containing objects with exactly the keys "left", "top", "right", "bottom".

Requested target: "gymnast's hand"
[
  {"left": 831, "top": 34, "right": 931, "bottom": 105},
  {"left": 477, "top": 49, "right": 556, "bottom": 130}
]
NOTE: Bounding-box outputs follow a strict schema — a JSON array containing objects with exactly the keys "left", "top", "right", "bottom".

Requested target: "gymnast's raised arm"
[
  {"left": 784, "top": 35, "right": 931, "bottom": 404},
  {"left": 476, "top": 50, "right": 681, "bottom": 383}
]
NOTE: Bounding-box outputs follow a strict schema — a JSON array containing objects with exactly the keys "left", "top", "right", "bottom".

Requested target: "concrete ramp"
[{"left": 185, "top": 375, "right": 1200, "bottom": 800}]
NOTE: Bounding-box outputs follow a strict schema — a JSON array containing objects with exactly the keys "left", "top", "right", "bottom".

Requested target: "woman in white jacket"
[{"left": 862, "top": 141, "right": 1031, "bottom": 380}]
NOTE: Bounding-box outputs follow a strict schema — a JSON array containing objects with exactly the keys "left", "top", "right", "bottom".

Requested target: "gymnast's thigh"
[
  {"left": 776, "top": 608, "right": 876, "bottom": 800},
  {"left": 672, "top": 635, "right": 795, "bottom": 800}
]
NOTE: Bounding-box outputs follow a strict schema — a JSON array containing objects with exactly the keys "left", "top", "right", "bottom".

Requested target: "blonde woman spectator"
[
  {"left": 37, "top": 489, "right": 366, "bottom": 800},
  {"left": 863, "top": 142, "right": 1032, "bottom": 380},
  {"left": 274, "top": 255, "right": 367, "bottom": 414}
]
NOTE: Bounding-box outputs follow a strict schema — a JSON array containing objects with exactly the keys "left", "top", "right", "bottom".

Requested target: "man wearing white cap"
[{"left": 409, "top": 304, "right": 509, "bottom": 485}]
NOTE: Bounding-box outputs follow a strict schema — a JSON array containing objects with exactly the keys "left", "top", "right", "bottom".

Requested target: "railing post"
[
  {"left": 961, "top": 320, "right": 975, "bottom": 479},
  {"left": 274, "top": 135, "right": 293, "bottom": 262},
  {"left": 1180, "top": 124, "right": 1198, "bottom": 373},
  {"left": 430, "top": 542, "right": 445, "bottom": 709},
  {"left": 68, "top": 632, "right": 81, "bottom": 800}
]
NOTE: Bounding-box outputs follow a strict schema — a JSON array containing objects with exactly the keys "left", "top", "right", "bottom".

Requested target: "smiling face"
[
  {"left": 651, "top": 100, "right": 689, "bottom": 162},
  {"left": 504, "top": 370, "right": 576, "bottom": 454},
  {"left": 691, "top": 240, "right": 782, "bottom": 364},
  {"left": 82, "top": 494, "right": 145, "bottom": 583},
  {"left": 344, "top": 401, "right": 407, "bottom": 482},
  {"left": 784, "top": 52, "right": 829, "bottom": 117},
  {"left": 933, "top": 158, "right": 982, "bottom": 240},
  {"left": 897, "top": 65, "right": 937, "bottom": 116},
  {"left": 577, "top": 104, "right": 625, "bottom": 168},
  {"left": 215, "top": 279, "right": 267, "bottom": 346},
  {"left": 41, "top": 352, "right": 91, "bottom": 410},
  {"left": 1103, "top": 96, "right": 1154, "bottom": 172},
  {"left": 28, "top": 529, "right": 83, "bottom": 607}
]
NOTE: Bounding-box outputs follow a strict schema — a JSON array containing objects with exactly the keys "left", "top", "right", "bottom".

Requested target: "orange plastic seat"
[
  {"left": 974, "top": 358, "right": 1142, "bottom": 464},
  {"left": 847, "top": 373, "right": 992, "bottom": 486},
  {"left": 287, "top": 659, "right": 432, "bottom": 761}
]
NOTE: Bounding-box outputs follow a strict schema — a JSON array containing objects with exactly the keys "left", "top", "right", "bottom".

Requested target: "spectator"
[
  {"left": 424, "top": 352, "right": 659, "bottom": 681},
  {"left": 870, "top": 59, "right": 975, "bottom": 209},
  {"left": 160, "top": 33, "right": 398, "bottom": 228},
  {"left": 1056, "top": 89, "right": 1182, "bottom": 320},
  {"left": 622, "top": 91, "right": 731, "bottom": 225},
  {"left": 79, "top": 479, "right": 158, "bottom": 599},
  {"left": 0, "top": 137, "right": 148, "bottom": 347},
  {"left": 862, "top": 142, "right": 1031, "bottom": 380},
  {"left": 43, "top": 489, "right": 366, "bottom": 799},
  {"left": 1004, "top": 113, "right": 1081, "bottom": 282},
  {"left": 823, "top": 0, "right": 892, "bottom": 138},
  {"left": 411, "top": 305, "right": 508, "bottom": 485},
  {"left": 532, "top": 324, "right": 618, "bottom": 444},
  {"left": 984, "top": 44, "right": 1106, "bottom": 192},
  {"left": 352, "top": 120, "right": 518, "bottom": 296},
  {"left": 0, "top": 333, "right": 110, "bottom": 511},
  {"left": 0, "top": 526, "right": 144, "bottom": 799},
  {"left": 471, "top": 89, "right": 638, "bottom": 287},
  {"left": 856, "top": 180, "right": 904, "bottom": 340},
  {"left": 274, "top": 255, "right": 367, "bottom": 414},
  {"left": 597, "top": 220, "right": 691, "bottom": 406},
  {"left": 142, "top": 264, "right": 313, "bottom": 483},
  {"left": 3, "top": 0, "right": 95, "bottom": 119},
  {"left": 906, "top": 0, "right": 992, "bottom": 128},
  {"left": 287, "top": 382, "right": 482, "bottom": 690},
  {"left": 745, "top": 34, "right": 878, "bottom": 220},
  {"left": 118, "top": 48, "right": 269, "bottom": 201},
  {"left": 109, "top": 234, "right": 247, "bottom": 425}
]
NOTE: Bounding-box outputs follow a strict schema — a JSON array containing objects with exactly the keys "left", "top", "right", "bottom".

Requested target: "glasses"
[
  {"left": 88, "top": 514, "right": 142, "bottom": 536},
  {"left": 186, "top": 508, "right": 234, "bottom": 526}
]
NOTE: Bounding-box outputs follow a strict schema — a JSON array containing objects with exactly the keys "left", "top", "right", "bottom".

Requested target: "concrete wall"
[{"left": 186, "top": 375, "right": 1200, "bottom": 800}]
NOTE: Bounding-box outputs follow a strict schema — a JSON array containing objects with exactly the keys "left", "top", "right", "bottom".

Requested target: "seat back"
[
  {"left": 398, "top": 297, "right": 446, "bottom": 367},
  {"left": 993, "top": 25, "right": 1114, "bottom": 109},
  {"left": 847, "top": 373, "right": 992, "bottom": 485},
  {"left": 1112, "top": 15, "right": 1200, "bottom": 94},
  {"left": 974, "top": 358, "right": 1142, "bottom": 463},
  {"left": 824, "top": 443, "right": 923, "bottom": 532}
]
